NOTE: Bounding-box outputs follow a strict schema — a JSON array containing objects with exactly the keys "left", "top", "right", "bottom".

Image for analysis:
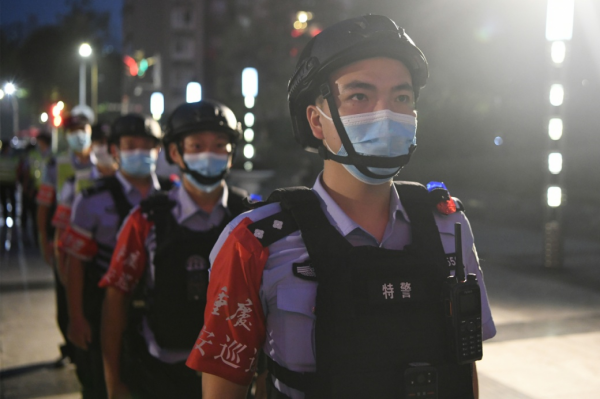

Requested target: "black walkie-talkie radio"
[{"left": 442, "top": 223, "right": 483, "bottom": 364}]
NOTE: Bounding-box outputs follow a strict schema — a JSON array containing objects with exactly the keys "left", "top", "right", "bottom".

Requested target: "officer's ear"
[
  {"left": 169, "top": 142, "right": 185, "bottom": 169},
  {"left": 307, "top": 104, "right": 325, "bottom": 140}
]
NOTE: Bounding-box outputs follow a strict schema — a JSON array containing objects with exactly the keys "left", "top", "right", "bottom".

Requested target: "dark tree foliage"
[{"left": 2, "top": 0, "right": 122, "bottom": 124}]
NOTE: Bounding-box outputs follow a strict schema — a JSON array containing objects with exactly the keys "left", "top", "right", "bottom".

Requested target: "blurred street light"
[
  {"left": 242, "top": 68, "right": 258, "bottom": 171},
  {"left": 548, "top": 152, "right": 563, "bottom": 174},
  {"left": 242, "top": 68, "right": 258, "bottom": 98},
  {"left": 545, "top": 0, "right": 575, "bottom": 41},
  {"left": 548, "top": 118, "right": 563, "bottom": 140},
  {"left": 186, "top": 82, "right": 202, "bottom": 103},
  {"left": 244, "top": 96, "right": 255, "bottom": 109},
  {"left": 40, "top": 112, "right": 48, "bottom": 123},
  {"left": 547, "top": 186, "right": 562, "bottom": 207},
  {"left": 543, "top": 0, "right": 574, "bottom": 269},
  {"left": 4, "top": 83, "right": 16, "bottom": 95},
  {"left": 551, "top": 41, "right": 566, "bottom": 64},
  {"left": 3, "top": 82, "right": 19, "bottom": 135},
  {"left": 78, "top": 43, "right": 92, "bottom": 106},
  {"left": 244, "top": 129, "right": 254, "bottom": 142},
  {"left": 150, "top": 92, "right": 164, "bottom": 120},
  {"left": 244, "top": 112, "right": 255, "bottom": 127},
  {"left": 549, "top": 84, "right": 564, "bottom": 106}
]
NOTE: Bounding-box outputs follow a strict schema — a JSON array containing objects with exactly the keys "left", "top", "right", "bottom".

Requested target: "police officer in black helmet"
[
  {"left": 192, "top": 15, "right": 495, "bottom": 399},
  {"left": 100, "top": 100, "right": 248, "bottom": 399}
]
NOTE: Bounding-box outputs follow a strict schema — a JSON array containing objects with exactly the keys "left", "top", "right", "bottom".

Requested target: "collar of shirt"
[
  {"left": 69, "top": 150, "right": 92, "bottom": 170},
  {"left": 311, "top": 174, "right": 411, "bottom": 244},
  {"left": 171, "top": 183, "right": 228, "bottom": 225},
  {"left": 115, "top": 170, "right": 161, "bottom": 195}
]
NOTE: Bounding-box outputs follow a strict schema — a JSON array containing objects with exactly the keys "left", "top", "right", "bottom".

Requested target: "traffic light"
[
  {"left": 123, "top": 54, "right": 155, "bottom": 77},
  {"left": 124, "top": 55, "right": 139, "bottom": 76},
  {"left": 51, "top": 101, "right": 65, "bottom": 127}
]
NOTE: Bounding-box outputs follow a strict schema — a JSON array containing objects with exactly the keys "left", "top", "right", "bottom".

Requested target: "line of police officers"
[
  {"left": 25, "top": 13, "right": 494, "bottom": 399},
  {"left": 32, "top": 100, "right": 251, "bottom": 399}
]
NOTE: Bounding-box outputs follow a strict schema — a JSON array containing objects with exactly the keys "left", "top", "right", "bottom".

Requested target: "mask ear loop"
[
  {"left": 176, "top": 140, "right": 229, "bottom": 185},
  {"left": 318, "top": 83, "right": 413, "bottom": 179}
]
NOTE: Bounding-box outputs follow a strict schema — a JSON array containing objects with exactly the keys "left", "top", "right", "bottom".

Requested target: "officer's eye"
[
  {"left": 349, "top": 93, "right": 367, "bottom": 101},
  {"left": 396, "top": 94, "right": 413, "bottom": 104}
]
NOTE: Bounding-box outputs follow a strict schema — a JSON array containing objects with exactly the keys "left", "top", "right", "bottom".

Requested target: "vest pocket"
[{"left": 275, "top": 283, "right": 317, "bottom": 369}]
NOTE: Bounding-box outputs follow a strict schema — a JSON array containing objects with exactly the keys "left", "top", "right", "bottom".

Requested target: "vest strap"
[{"left": 265, "top": 354, "right": 316, "bottom": 393}]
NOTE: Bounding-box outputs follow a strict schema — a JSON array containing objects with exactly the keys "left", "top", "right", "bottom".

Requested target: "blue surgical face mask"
[
  {"left": 66, "top": 130, "right": 92, "bottom": 153},
  {"left": 119, "top": 149, "right": 157, "bottom": 177},
  {"left": 318, "top": 108, "right": 417, "bottom": 185},
  {"left": 183, "top": 152, "right": 229, "bottom": 193}
]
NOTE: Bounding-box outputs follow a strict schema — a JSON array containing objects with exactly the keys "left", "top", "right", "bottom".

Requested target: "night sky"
[{"left": 1, "top": 0, "right": 123, "bottom": 45}]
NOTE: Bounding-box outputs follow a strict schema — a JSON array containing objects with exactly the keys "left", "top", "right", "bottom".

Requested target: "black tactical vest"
[
  {"left": 139, "top": 186, "right": 247, "bottom": 350},
  {"left": 82, "top": 175, "right": 173, "bottom": 273},
  {"left": 250, "top": 183, "right": 474, "bottom": 399}
]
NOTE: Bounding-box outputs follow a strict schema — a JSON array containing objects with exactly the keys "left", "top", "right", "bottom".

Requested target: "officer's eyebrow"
[
  {"left": 339, "top": 81, "right": 414, "bottom": 93},
  {"left": 391, "top": 83, "right": 414, "bottom": 93},
  {"left": 339, "top": 80, "right": 377, "bottom": 93}
]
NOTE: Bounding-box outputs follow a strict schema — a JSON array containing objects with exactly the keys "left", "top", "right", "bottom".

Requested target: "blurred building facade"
[
  {"left": 121, "top": 0, "right": 349, "bottom": 116},
  {"left": 122, "top": 0, "right": 206, "bottom": 115}
]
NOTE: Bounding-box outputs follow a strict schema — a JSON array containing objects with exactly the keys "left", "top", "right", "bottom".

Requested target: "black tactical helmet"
[
  {"left": 288, "top": 15, "right": 428, "bottom": 172},
  {"left": 110, "top": 114, "right": 162, "bottom": 146},
  {"left": 162, "top": 100, "right": 241, "bottom": 187},
  {"left": 63, "top": 113, "right": 92, "bottom": 131},
  {"left": 91, "top": 122, "right": 112, "bottom": 142},
  {"left": 162, "top": 100, "right": 241, "bottom": 164}
]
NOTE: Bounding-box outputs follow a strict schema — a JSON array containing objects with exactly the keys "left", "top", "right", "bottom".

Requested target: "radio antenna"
[{"left": 454, "top": 223, "right": 465, "bottom": 282}]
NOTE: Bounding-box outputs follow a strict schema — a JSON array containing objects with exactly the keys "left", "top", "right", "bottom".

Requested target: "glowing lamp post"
[
  {"left": 150, "top": 92, "right": 164, "bottom": 121},
  {"left": 186, "top": 82, "right": 202, "bottom": 103},
  {"left": 3, "top": 83, "right": 19, "bottom": 136},
  {"left": 78, "top": 43, "right": 92, "bottom": 107},
  {"left": 543, "top": 0, "right": 574, "bottom": 269},
  {"left": 242, "top": 68, "right": 258, "bottom": 171}
]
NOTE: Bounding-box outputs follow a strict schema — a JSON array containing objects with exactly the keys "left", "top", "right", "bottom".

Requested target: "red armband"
[
  {"left": 99, "top": 208, "right": 151, "bottom": 293},
  {"left": 186, "top": 217, "right": 269, "bottom": 386},
  {"left": 36, "top": 184, "right": 55, "bottom": 206},
  {"left": 61, "top": 225, "right": 98, "bottom": 261},
  {"left": 52, "top": 204, "right": 72, "bottom": 229}
]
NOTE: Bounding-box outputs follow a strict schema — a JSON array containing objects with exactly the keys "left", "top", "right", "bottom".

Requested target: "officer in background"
[
  {"left": 188, "top": 16, "right": 496, "bottom": 399},
  {"left": 99, "top": 100, "right": 247, "bottom": 399},
  {"left": 61, "top": 114, "right": 165, "bottom": 398},
  {"left": 35, "top": 109, "right": 109, "bottom": 365},
  {"left": 0, "top": 139, "right": 19, "bottom": 223},
  {"left": 21, "top": 131, "right": 53, "bottom": 242}
]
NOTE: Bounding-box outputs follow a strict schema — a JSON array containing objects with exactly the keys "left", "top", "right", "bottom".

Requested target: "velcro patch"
[{"left": 292, "top": 260, "right": 317, "bottom": 281}]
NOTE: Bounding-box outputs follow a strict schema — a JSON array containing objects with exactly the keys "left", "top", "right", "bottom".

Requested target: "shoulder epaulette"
[
  {"left": 244, "top": 186, "right": 312, "bottom": 246},
  {"left": 247, "top": 210, "right": 299, "bottom": 247}
]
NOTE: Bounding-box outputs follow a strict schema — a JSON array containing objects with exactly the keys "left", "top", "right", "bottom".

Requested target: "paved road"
[{"left": 1, "top": 213, "right": 599, "bottom": 398}]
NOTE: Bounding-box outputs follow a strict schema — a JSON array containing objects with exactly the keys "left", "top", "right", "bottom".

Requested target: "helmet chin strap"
[
  {"left": 176, "top": 142, "right": 229, "bottom": 185},
  {"left": 318, "top": 83, "right": 415, "bottom": 179}
]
